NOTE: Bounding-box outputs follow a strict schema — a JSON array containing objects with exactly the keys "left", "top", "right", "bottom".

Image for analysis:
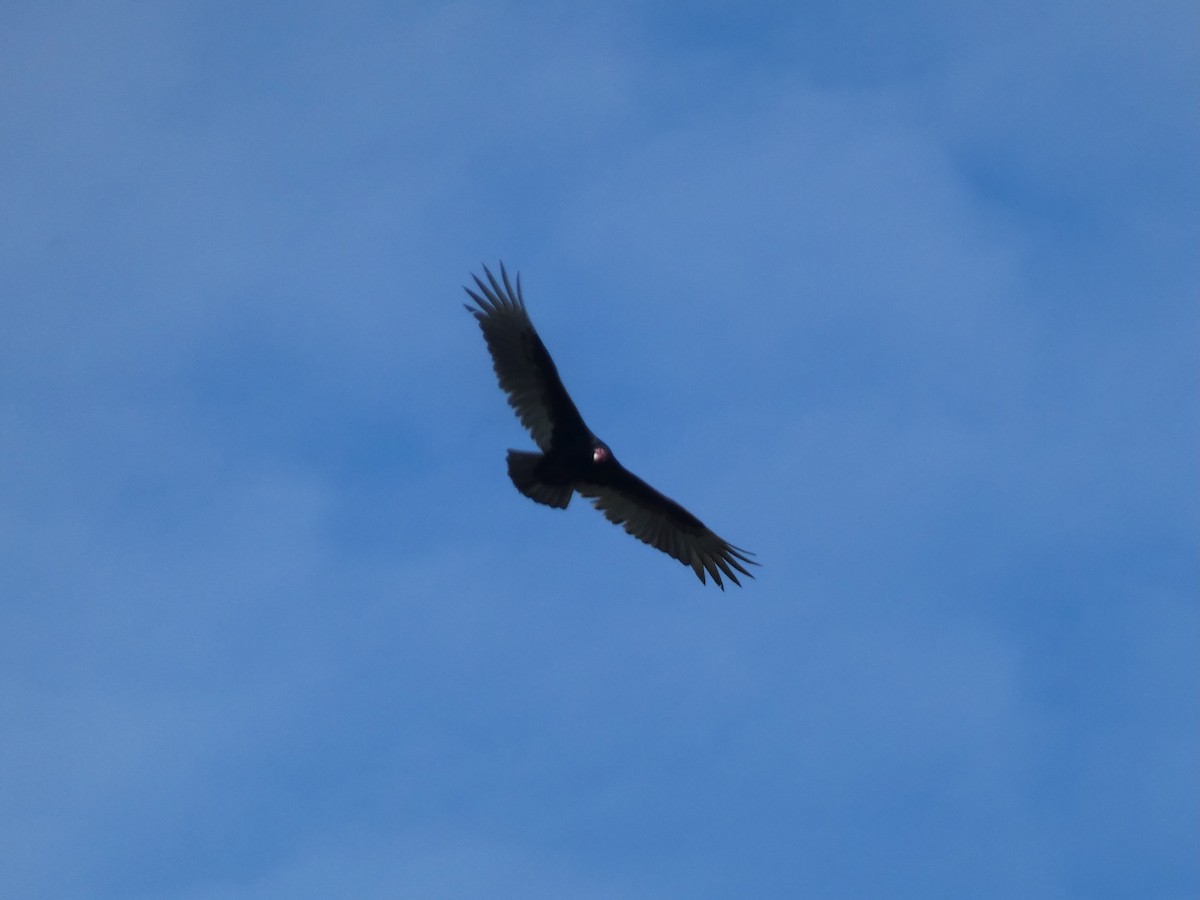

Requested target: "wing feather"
[
  {"left": 464, "top": 263, "right": 588, "bottom": 452},
  {"left": 578, "top": 464, "right": 757, "bottom": 590}
]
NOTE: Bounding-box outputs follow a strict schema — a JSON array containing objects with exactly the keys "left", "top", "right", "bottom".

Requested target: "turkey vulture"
[{"left": 464, "top": 263, "right": 757, "bottom": 589}]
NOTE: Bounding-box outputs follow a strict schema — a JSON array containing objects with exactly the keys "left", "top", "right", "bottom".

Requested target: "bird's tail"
[{"left": 506, "top": 450, "right": 573, "bottom": 509}]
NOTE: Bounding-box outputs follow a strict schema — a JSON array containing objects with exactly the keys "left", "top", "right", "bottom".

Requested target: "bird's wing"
[
  {"left": 577, "top": 466, "right": 757, "bottom": 589},
  {"left": 464, "top": 264, "right": 588, "bottom": 452}
]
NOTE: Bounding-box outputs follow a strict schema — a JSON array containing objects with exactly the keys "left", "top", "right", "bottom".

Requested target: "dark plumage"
[{"left": 464, "top": 263, "right": 757, "bottom": 589}]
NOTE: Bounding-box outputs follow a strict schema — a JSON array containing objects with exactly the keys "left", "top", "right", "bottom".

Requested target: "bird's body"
[{"left": 465, "top": 263, "right": 757, "bottom": 589}]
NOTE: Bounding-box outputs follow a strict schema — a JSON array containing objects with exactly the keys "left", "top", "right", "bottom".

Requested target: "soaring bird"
[{"left": 465, "top": 263, "right": 757, "bottom": 589}]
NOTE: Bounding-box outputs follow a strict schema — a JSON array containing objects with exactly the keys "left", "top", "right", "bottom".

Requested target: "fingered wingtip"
[{"left": 465, "top": 261, "right": 523, "bottom": 312}]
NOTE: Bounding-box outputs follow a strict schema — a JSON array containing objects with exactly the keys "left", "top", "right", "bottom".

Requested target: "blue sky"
[{"left": 2, "top": 1, "right": 1196, "bottom": 897}]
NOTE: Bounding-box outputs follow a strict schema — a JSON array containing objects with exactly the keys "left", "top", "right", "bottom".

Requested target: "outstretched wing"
[
  {"left": 464, "top": 263, "right": 588, "bottom": 452},
  {"left": 577, "top": 465, "right": 757, "bottom": 589}
]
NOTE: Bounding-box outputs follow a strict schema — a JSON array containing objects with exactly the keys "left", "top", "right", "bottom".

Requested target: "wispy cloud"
[{"left": 1, "top": 2, "right": 1194, "bottom": 898}]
